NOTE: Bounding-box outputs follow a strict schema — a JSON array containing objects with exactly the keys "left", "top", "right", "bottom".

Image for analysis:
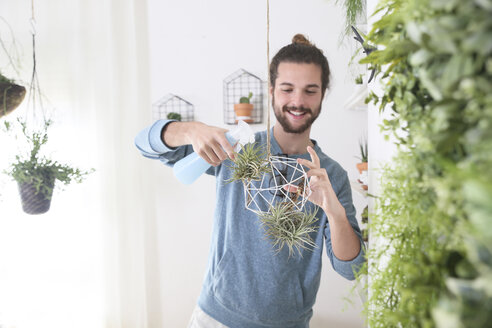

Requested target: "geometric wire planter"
[
  {"left": 153, "top": 93, "right": 194, "bottom": 121},
  {"left": 243, "top": 155, "right": 311, "bottom": 215},
  {"left": 239, "top": 155, "right": 319, "bottom": 257},
  {"left": 223, "top": 69, "right": 265, "bottom": 125}
]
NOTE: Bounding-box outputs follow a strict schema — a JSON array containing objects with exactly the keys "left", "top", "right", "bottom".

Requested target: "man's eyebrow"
[{"left": 278, "top": 82, "right": 320, "bottom": 88}]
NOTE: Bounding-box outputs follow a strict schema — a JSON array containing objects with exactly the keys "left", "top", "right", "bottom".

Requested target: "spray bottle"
[{"left": 173, "top": 120, "right": 254, "bottom": 184}]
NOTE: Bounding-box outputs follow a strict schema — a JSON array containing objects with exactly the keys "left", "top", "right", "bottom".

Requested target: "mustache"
[{"left": 282, "top": 106, "right": 312, "bottom": 114}]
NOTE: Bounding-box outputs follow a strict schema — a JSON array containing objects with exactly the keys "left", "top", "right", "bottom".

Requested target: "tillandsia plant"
[
  {"left": 226, "top": 142, "right": 270, "bottom": 184},
  {"left": 334, "top": 0, "right": 366, "bottom": 40},
  {"left": 356, "top": 0, "right": 492, "bottom": 327},
  {"left": 259, "top": 201, "right": 319, "bottom": 257}
]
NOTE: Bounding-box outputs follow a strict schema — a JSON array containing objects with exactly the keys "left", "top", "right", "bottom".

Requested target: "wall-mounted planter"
[
  {"left": 153, "top": 93, "right": 194, "bottom": 122},
  {"left": 223, "top": 69, "right": 264, "bottom": 125}
]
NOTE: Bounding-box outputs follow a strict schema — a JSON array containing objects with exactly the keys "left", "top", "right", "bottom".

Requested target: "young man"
[{"left": 135, "top": 34, "right": 365, "bottom": 328}]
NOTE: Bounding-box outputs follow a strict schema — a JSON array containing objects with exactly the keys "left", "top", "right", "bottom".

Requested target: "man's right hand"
[{"left": 162, "top": 121, "right": 236, "bottom": 166}]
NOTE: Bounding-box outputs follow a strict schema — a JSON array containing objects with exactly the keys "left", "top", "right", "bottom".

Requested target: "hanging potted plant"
[
  {"left": 1, "top": 14, "right": 93, "bottom": 214},
  {"left": 356, "top": 138, "right": 368, "bottom": 190},
  {"left": 4, "top": 119, "right": 93, "bottom": 215},
  {"left": 234, "top": 92, "right": 254, "bottom": 123},
  {"left": 0, "top": 73, "right": 26, "bottom": 118}
]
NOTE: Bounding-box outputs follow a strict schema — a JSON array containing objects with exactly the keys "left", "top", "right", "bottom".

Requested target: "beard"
[{"left": 272, "top": 95, "right": 321, "bottom": 134}]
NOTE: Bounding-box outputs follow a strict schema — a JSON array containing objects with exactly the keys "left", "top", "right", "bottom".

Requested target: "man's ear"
[{"left": 269, "top": 85, "right": 274, "bottom": 96}]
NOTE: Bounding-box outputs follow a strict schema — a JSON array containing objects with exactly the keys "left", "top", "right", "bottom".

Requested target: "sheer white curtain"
[{"left": 0, "top": 0, "right": 161, "bottom": 327}]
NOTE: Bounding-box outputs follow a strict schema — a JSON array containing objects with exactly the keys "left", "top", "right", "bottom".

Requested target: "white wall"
[{"left": 147, "top": 1, "right": 367, "bottom": 327}]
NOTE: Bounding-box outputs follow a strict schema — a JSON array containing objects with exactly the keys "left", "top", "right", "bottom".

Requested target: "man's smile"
[{"left": 284, "top": 107, "right": 311, "bottom": 120}]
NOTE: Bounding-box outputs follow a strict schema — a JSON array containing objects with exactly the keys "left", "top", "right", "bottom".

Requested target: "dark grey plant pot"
[{"left": 17, "top": 178, "right": 55, "bottom": 215}]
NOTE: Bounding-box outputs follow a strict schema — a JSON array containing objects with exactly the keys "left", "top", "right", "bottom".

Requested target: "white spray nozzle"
[{"left": 227, "top": 120, "right": 255, "bottom": 150}]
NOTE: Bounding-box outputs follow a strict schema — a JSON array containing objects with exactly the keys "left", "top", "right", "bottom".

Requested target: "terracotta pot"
[
  {"left": 356, "top": 162, "right": 368, "bottom": 174},
  {"left": 0, "top": 82, "right": 26, "bottom": 118},
  {"left": 17, "top": 176, "right": 55, "bottom": 215},
  {"left": 234, "top": 103, "right": 254, "bottom": 123}
]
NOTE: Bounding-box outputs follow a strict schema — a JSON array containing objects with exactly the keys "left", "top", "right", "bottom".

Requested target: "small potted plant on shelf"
[
  {"left": 234, "top": 92, "right": 254, "bottom": 123},
  {"left": 166, "top": 112, "right": 182, "bottom": 121},
  {"left": 356, "top": 138, "right": 368, "bottom": 190},
  {"left": 4, "top": 119, "right": 94, "bottom": 215}
]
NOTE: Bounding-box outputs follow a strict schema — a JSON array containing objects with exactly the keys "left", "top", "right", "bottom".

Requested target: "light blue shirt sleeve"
[
  {"left": 134, "top": 119, "right": 196, "bottom": 167},
  {"left": 324, "top": 171, "right": 366, "bottom": 280},
  {"left": 134, "top": 119, "right": 177, "bottom": 157}
]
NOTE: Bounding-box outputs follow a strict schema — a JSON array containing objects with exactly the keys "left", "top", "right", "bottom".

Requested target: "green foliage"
[
  {"left": 433, "top": 173, "right": 492, "bottom": 328},
  {"left": 4, "top": 119, "right": 93, "bottom": 200},
  {"left": 335, "top": 0, "right": 366, "bottom": 37},
  {"left": 226, "top": 142, "right": 270, "bottom": 183},
  {"left": 166, "top": 112, "right": 182, "bottom": 121},
  {"left": 358, "top": 138, "right": 368, "bottom": 162},
  {"left": 357, "top": 0, "right": 492, "bottom": 326},
  {"left": 0, "top": 72, "right": 12, "bottom": 84},
  {"left": 239, "top": 92, "right": 253, "bottom": 104},
  {"left": 259, "top": 201, "right": 319, "bottom": 257}
]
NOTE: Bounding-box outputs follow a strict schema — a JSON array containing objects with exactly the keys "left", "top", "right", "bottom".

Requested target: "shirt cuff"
[
  {"left": 332, "top": 239, "right": 366, "bottom": 280},
  {"left": 148, "top": 119, "right": 178, "bottom": 153}
]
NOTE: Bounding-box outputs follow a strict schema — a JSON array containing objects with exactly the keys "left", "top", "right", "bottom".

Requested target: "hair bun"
[{"left": 292, "top": 34, "right": 312, "bottom": 46}]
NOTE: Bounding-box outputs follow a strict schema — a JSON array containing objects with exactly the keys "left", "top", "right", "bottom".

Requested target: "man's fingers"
[
  {"left": 307, "top": 146, "right": 320, "bottom": 167},
  {"left": 200, "top": 148, "right": 220, "bottom": 166},
  {"left": 306, "top": 168, "right": 327, "bottom": 179},
  {"left": 211, "top": 141, "right": 229, "bottom": 162},
  {"left": 216, "top": 134, "right": 236, "bottom": 160},
  {"left": 297, "top": 146, "right": 320, "bottom": 169},
  {"left": 297, "top": 158, "right": 316, "bottom": 169},
  {"left": 198, "top": 141, "right": 226, "bottom": 166},
  {"left": 283, "top": 184, "right": 299, "bottom": 193}
]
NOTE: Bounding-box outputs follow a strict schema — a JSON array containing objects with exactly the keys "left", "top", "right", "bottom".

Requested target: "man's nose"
[{"left": 290, "top": 91, "right": 306, "bottom": 108}]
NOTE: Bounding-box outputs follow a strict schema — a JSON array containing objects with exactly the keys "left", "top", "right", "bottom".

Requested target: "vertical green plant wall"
[{"left": 359, "top": 0, "right": 492, "bottom": 327}]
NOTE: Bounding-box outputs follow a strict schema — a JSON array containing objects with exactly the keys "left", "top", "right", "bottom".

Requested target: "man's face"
[{"left": 272, "top": 62, "right": 323, "bottom": 134}]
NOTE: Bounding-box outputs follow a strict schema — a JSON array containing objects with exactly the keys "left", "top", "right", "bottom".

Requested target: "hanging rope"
[
  {"left": 25, "top": 0, "right": 46, "bottom": 124},
  {"left": 266, "top": 0, "right": 271, "bottom": 158}
]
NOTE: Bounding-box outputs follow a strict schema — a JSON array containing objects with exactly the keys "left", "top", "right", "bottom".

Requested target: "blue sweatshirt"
[{"left": 135, "top": 120, "right": 365, "bottom": 328}]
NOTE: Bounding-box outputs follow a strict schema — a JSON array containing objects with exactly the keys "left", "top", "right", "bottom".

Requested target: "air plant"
[
  {"left": 226, "top": 142, "right": 270, "bottom": 184},
  {"left": 259, "top": 201, "right": 319, "bottom": 257}
]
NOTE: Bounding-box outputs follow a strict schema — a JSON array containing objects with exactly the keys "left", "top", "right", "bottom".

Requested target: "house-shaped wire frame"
[
  {"left": 152, "top": 93, "right": 194, "bottom": 122},
  {"left": 223, "top": 69, "right": 264, "bottom": 125}
]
